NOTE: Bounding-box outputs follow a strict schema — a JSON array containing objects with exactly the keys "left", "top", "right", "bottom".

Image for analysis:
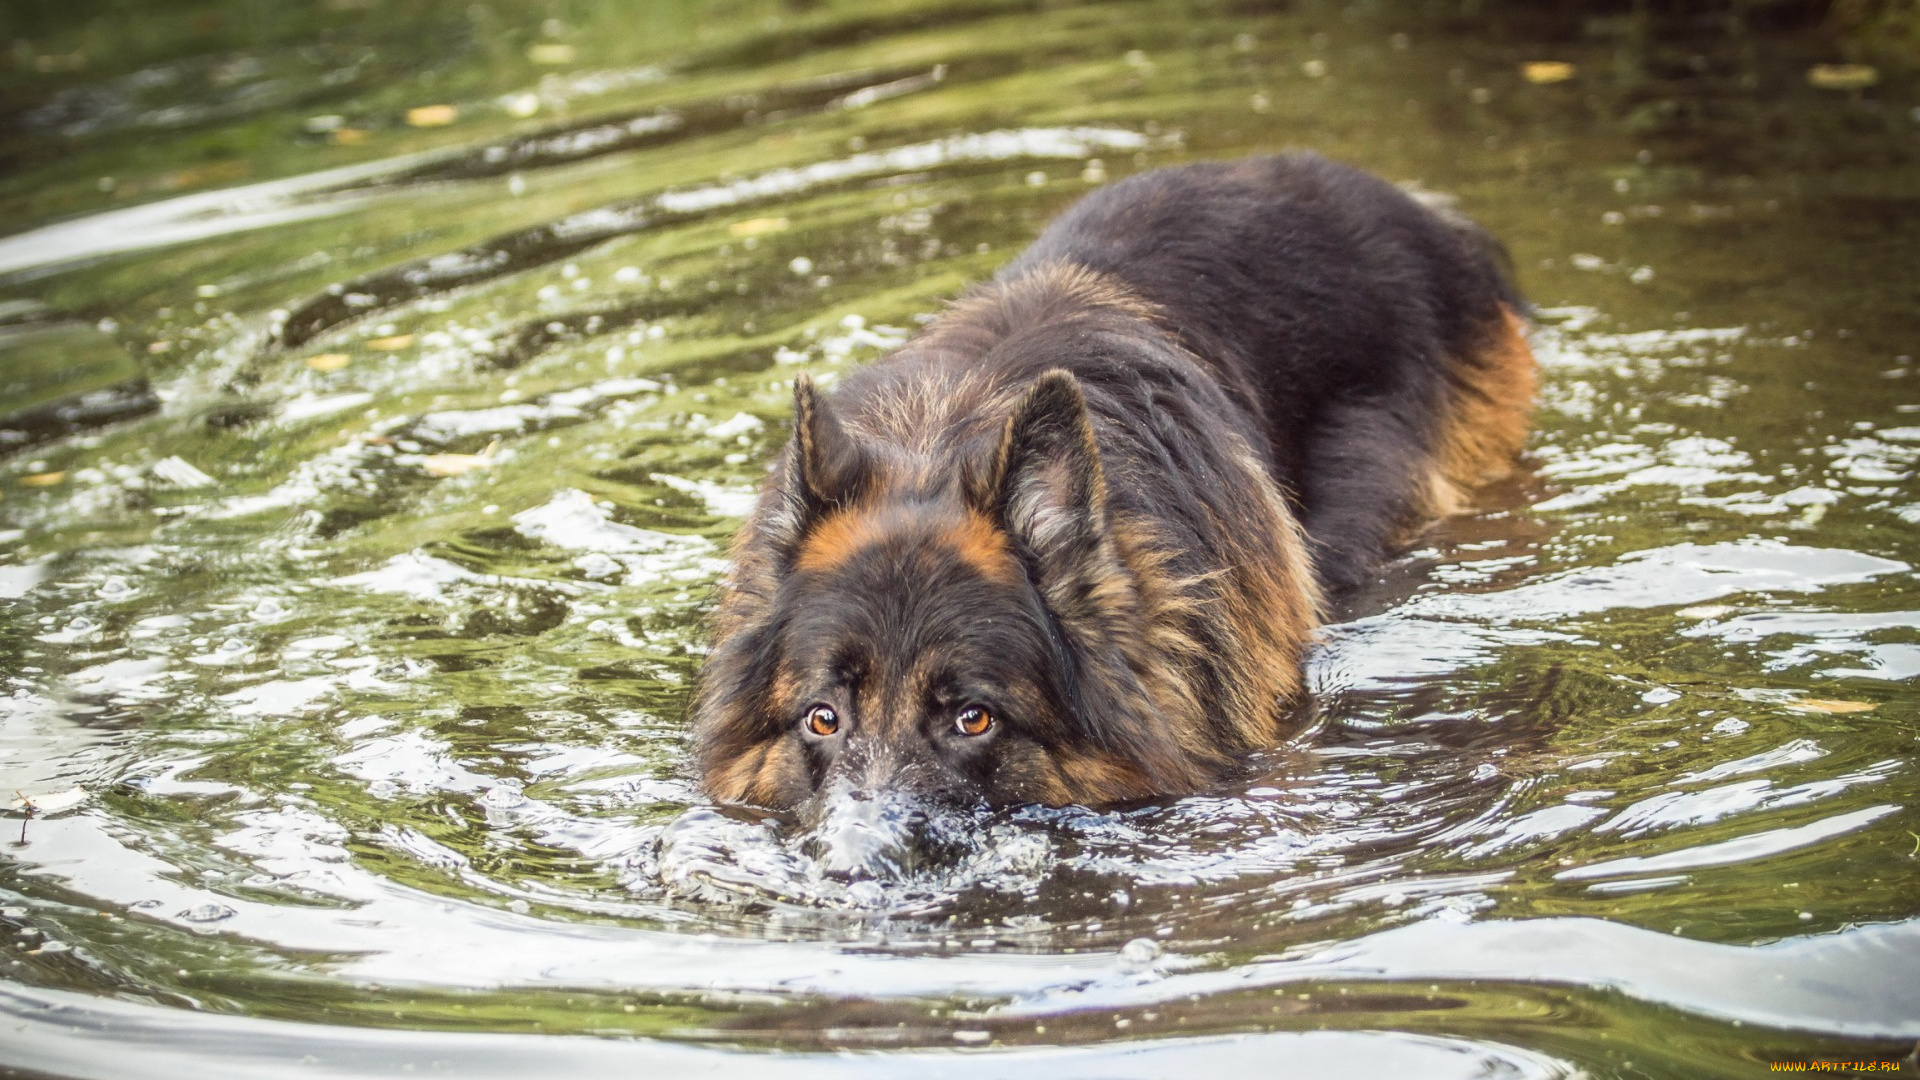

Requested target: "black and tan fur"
[{"left": 693, "top": 153, "right": 1535, "bottom": 828}]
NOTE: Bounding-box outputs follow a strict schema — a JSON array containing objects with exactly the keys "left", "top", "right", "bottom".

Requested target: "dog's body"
[{"left": 693, "top": 154, "right": 1534, "bottom": 858}]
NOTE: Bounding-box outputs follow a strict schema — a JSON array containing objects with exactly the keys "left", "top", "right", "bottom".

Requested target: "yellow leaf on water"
[
  {"left": 1807, "top": 63, "right": 1878, "bottom": 91},
  {"left": 307, "top": 353, "right": 351, "bottom": 372},
  {"left": 421, "top": 455, "right": 492, "bottom": 478},
  {"left": 526, "top": 43, "right": 577, "bottom": 65},
  {"left": 366, "top": 335, "right": 415, "bottom": 351},
  {"left": 19, "top": 472, "right": 65, "bottom": 488},
  {"left": 406, "top": 104, "right": 459, "bottom": 128},
  {"left": 728, "top": 216, "right": 790, "bottom": 237},
  {"left": 330, "top": 128, "right": 369, "bottom": 145},
  {"left": 1788, "top": 698, "right": 1876, "bottom": 714},
  {"left": 1522, "top": 61, "right": 1576, "bottom": 85},
  {"left": 420, "top": 441, "right": 499, "bottom": 478}
]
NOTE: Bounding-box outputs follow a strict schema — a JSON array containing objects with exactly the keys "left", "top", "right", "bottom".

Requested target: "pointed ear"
[
  {"left": 764, "top": 373, "right": 869, "bottom": 555},
  {"left": 791, "top": 373, "right": 866, "bottom": 507},
  {"left": 975, "top": 370, "right": 1112, "bottom": 576},
  {"left": 972, "top": 372, "right": 1195, "bottom": 787}
]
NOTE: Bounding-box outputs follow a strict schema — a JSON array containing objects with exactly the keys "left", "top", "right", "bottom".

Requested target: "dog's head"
[{"left": 693, "top": 369, "right": 1197, "bottom": 880}]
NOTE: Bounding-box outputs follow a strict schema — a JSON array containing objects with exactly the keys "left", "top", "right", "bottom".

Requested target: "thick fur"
[{"left": 694, "top": 152, "right": 1535, "bottom": 812}]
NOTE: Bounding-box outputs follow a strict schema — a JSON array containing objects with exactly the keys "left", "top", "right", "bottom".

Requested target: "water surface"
[{"left": 2, "top": 2, "right": 1918, "bottom": 1076}]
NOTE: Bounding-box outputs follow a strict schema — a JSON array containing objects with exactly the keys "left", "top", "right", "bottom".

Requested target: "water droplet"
[
  {"left": 482, "top": 786, "right": 527, "bottom": 810},
  {"left": 179, "top": 903, "right": 235, "bottom": 924}
]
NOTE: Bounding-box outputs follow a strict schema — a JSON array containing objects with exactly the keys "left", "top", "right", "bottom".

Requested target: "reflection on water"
[{"left": 1, "top": 0, "right": 1917, "bottom": 1076}]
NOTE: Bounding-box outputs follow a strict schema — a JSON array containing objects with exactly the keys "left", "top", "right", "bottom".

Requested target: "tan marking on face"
[
  {"left": 945, "top": 511, "right": 1017, "bottom": 585},
  {"left": 771, "top": 665, "right": 805, "bottom": 716},
  {"left": 705, "top": 739, "right": 772, "bottom": 804},
  {"left": 794, "top": 507, "right": 887, "bottom": 574},
  {"left": 753, "top": 739, "right": 807, "bottom": 805},
  {"left": 796, "top": 505, "right": 1019, "bottom": 586}
]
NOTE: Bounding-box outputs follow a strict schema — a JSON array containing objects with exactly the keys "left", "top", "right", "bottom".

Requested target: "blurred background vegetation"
[
  {"left": 2, "top": 0, "right": 1915, "bottom": 98},
  {"left": 2, "top": 0, "right": 1911, "bottom": 186}
]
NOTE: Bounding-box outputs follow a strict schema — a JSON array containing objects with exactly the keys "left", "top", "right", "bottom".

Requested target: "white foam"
[
  {"left": 218, "top": 678, "right": 337, "bottom": 717},
  {"left": 333, "top": 551, "right": 477, "bottom": 601},
  {"left": 512, "top": 489, "right": 688, "bottom": 553}
]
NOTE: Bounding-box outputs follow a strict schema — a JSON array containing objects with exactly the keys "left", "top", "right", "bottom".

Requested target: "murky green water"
[{"left": 2, "top": 2, "right": 1918, "bottom": 1076}]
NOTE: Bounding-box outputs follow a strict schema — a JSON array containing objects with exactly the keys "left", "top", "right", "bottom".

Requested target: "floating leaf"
[
  {"left": 11, "top": 787, "right": 89, "bottom": 814},
  {"left": 526, "top": 43, "right": 577, "bottom": 65},
  {"left": 1788, "top": 698, "right": 1876, "bottom": 714},
  {"left": 406, "top": 104, "right": 459, "bottom": 127},
  {"left": 366, "top": 334, "right": 415, "bottom": 351},
  {"left": 307, "top": 353, "right": 351, "bottom": 372},
  {"left": 330, "top": 128, "right": 368, "bottom": 145},
  {"left": 1523, "top": 61, "right": 1575, "bottom": 85},
  {"left": 1807, "top": 64, "right": 1878, "bottom": 91},
  {"left": 728, "top": 216, "right": 790, "bottom": 237},
  {"left": 419, "top": 441, "right": 499, "bottom": 478},
  {"left": 19, "top": 472, "right": 65, "bottom": 488}
]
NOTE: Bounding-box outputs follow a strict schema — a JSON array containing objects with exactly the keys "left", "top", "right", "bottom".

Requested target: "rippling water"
[{"left": 2, "top": 2, "right": 1918, "bottom": 1076}]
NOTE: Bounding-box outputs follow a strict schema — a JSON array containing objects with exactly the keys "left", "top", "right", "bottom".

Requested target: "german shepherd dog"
[{"left": 693, "top": 153, "right": 1535, "bottom": 878}]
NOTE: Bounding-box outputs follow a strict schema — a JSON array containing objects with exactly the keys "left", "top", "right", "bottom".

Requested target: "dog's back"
[
  {"left": 1002, "top": 153, "right": 1534, "bottom": 591},
  {"left": 694, "top": 153, "right": 1534, "bottom": 826}
]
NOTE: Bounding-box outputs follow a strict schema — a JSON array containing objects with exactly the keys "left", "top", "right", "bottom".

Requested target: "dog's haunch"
[{"left": 692, "top": 153, "right": 1535, "bottom": 876}]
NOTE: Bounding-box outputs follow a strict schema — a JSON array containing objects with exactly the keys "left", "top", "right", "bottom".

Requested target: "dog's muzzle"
[{"left": 802, "top": 785, "right": 968, "bottom": 883}]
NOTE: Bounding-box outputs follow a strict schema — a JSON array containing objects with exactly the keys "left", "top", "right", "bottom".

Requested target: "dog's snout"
[{"left": 804, "top": 787, "right": 939, "bottom": 883}]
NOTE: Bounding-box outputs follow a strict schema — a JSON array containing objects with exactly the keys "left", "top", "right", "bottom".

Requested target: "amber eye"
[
  {"left": 954, "top": 705, "right": 994, "bottom": 737},
  {"left": 803, "top": 704, "right": 840, "bottom": 737}
]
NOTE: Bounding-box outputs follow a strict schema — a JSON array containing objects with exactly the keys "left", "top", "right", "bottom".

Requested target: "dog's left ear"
[{"left": 972, "top": 370, "right": 1122, "bottom": 606}]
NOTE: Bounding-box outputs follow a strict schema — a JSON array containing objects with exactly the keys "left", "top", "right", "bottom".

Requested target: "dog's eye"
[
  {"left": 954, "top": 705, "right": 994, "bottom": 737},
  {"left": 803, "top": 704, "right": 840, "bottom": 737}
]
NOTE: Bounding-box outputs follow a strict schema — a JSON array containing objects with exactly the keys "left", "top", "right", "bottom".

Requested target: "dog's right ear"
[{"left": 764, "top": 373, "right": 868, "bottom": 555}]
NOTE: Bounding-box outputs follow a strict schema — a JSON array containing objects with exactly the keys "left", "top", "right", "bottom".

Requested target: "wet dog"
[{"left": 692, "top": 153, "right": 1534, "bottom": 878}]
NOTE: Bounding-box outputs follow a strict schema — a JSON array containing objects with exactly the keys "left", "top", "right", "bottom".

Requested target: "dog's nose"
[{"left": 805, "top": 788, "right": 931, "bottom": 883}]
